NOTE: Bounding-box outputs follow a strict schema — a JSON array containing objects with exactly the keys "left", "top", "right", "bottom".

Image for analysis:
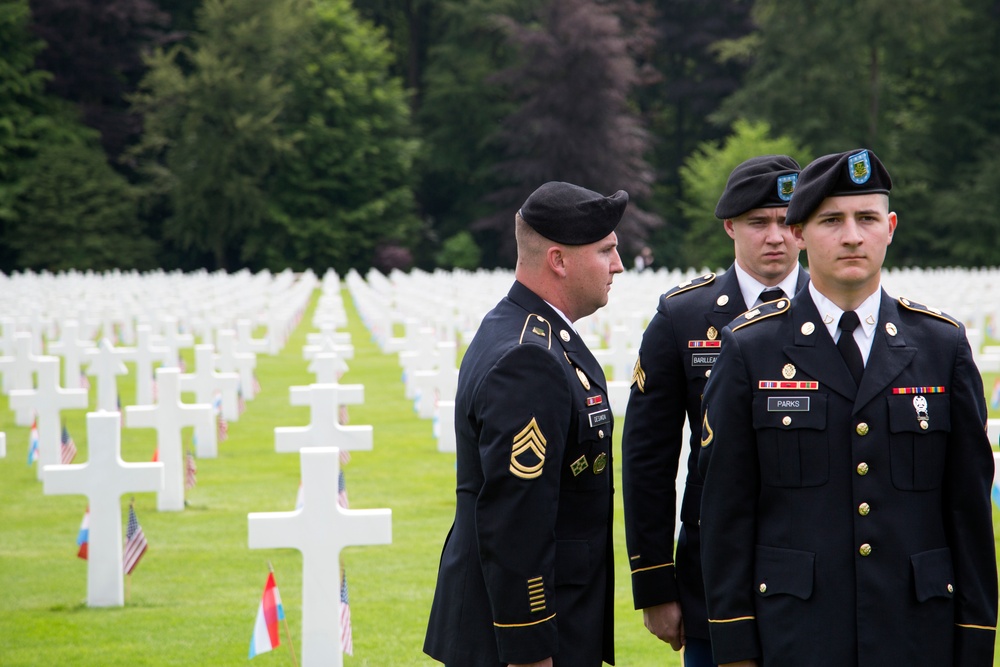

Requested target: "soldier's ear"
[{"left": 547, "top": 245, "right": 568, "bottom": 277}]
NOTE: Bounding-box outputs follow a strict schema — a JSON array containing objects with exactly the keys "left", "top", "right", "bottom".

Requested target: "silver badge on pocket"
[{"left": 913, "top": 395, "right": 929, "bottom": 430}]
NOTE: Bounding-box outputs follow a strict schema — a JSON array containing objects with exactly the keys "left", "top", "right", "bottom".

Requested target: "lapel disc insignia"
[
  {"left": 592, "top": 452, "right": 608, "bottom": 474},
  {"left": 717, "top": 294, "right": 729, "bottom": 306},
  {"left": 885, "top": 322, "right": 897, "bottom": 336},
  {"left": 560, "top": 330, "right": 571, "bottom": 342},
  {"left": 576, "top": 367, "right": 591, "bottom": 390},
  {"left": 782, "top": 364, "right": 796, "bottom": 379},
  {"left": 707, "top": 326, "right": 718, "bottom": 340},
  {"left": 801, "top": 322, "right": 816, "bottom": 335}
]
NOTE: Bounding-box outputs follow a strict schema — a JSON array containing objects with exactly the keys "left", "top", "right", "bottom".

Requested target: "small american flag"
[
  {"left": 213, "top": 393, "right": 228, "bottom": 441},
  {"left": 237, "top": 388, "right": 247, "bottom": 415},
  {"left": 60, "top": 424, "right": 77, "bottom": 464},
  {"left": 185, "top": 449, "right": 197, "bottom": 490},
  {"left": 79, "top": 372, "right": 91, "bottom": 391},
  {"left": 340, "top": 568, "right": 353, "bottom": 655},
  {"left": 252, "top": 373, "right": 261, "bottom": 395},
  {"left": 337, "top": 470, "right": 348, "bottom": 509},
  {"left": 123, "top": 504, "right": 148, "bottom": 575}
]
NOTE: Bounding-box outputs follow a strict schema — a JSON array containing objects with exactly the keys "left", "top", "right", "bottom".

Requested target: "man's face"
[
  {"left": 563, "top": 231, "right": 625, "bottom": 320},
  {"left": 791, "top": 193, "right": 896, "bottom": 298},
  {"left": 725, "top": 207, "right": 799, "bottom": 284}
]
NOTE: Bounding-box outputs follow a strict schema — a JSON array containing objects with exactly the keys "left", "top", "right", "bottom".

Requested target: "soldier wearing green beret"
[
  {"left": 425, "top": 181, "right": 628, "bottom": 667},
  {"left": 699, "top": 149, "right": 998, "bottom": 666}
]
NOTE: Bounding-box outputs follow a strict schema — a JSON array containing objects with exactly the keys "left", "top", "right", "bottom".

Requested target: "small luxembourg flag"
[
  {"left": 249, "top": 571, "right": 285, "bottom": 658},
  {"left": 77, "top": 507, "right": 90, "bottom": 560}
]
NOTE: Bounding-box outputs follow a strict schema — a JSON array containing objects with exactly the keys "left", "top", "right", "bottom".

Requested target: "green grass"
[{"left": 1, "top": 289, "right": 998, "bottom": 666}]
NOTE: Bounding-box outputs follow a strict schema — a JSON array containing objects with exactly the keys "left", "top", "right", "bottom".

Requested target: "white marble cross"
[
  {"left": 248, "top": 447, "right": 391, "bottom": 667},
  {"left": 0, "top": 431, "right": 6, "bottom": 458},
  {"left": 9, "top": 356, "right": 88, "bottom": 480},
  {"left": 410, "top": 342, "right": 459, "bottom": 419},
  {"left": 306, "top": 338, "right": 350, "bottom": 383},
  {"left": 0, "top": 332, "right": 40, "bottom": 425},
  {"left": 125, "top": 368, "right": 214, "bottom": 510},
  {"left": 216, "top": 330, "right": 257, "bottom": 400},
  {"left": 85, "top": 338, "right": 129, "bottom": 412},
  {"left": 180, "top": 344, "right": 240, "bottom": 420},
  {"left": 128, "top": 325, "right": 170, "bottom": 406},
  {"left": 236, "top": 319, "right": 270, "bottom": 356},
  {"left": 157, "top": 316, "right": 194, "bottom": 369},
  {"left": 435, "top": 400, "right": 456, "bottom": 453},
  {"left": 592, "top": 324, "right": 639, "bottom": 382},
  {"left": 275, "top": 384, "right": 372, "bottom": 453},
  {"left": 46, "top": 320, "right": 95, "bottom": 390},
  {"left": 43, "top": 411, "right": 163, "bottom": 607}
]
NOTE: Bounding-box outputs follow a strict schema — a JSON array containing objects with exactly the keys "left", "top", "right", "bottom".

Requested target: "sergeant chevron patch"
[
  {"left": 510, "top": 417, "right": 547, "bottom": 479},
  {"left": 632, "top": 355, "right": 646, "bottom": 393}
]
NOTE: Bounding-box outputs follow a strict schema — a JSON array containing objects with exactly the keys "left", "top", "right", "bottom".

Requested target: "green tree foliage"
[
  {"left": 132, "top": 0, "right": 298, "bottom": 270},
  {"left": 679, "top": 119, "right": 809, "bottom": 270},
  {"left": 7, "top": 139, "right": 156, "bottom": 271},
  {"left": 478, "top": 0, "right": 662, "bottom": 263},
  {"left": 259, "top": 0, "right": 420, "bottom": 274},
  {"left": 435, "top": 230, "right": 482, "bottom": 270}
]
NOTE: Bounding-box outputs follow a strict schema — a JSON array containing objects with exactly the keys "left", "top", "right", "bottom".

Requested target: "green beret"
[
  {"left": 785, "top": 149, "right": 892, "bottom": 226},
  {"left": 714, "top": 155, "right": 801, "bottom": 219},
  {"left": 519, "top": 181, "right": 629, "bottom": 245}
]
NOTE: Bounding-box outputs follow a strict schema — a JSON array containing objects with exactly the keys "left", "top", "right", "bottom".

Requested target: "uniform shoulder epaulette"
[
  {"left": 897, "top": 297, "right": 960, "bottom": 328},
  {"left": 731, "top": 297, "right": 791, "bottom": 332},
  {"left": 519, "top": 313, "right": 553, "bottom": 348},
  {"left": 663, "top": 272, "right": 716, "bottom": 299}
]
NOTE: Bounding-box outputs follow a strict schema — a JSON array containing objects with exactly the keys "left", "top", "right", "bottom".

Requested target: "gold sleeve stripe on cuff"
[
  {"left": 630, "top": 562, "right": 674, "bottom": 574},
  {"left": 708, "top": 616, "right": 755, "bottom": 624},
  {"left": 956, "top": 623, "right": 997, "bottom": 631},
  {"left": 494, "top": 612, "right": 557, "bottom": 628}
]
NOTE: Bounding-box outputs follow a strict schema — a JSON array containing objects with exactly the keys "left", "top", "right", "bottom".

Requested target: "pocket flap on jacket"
[
  {"left": 911, "top": 547, "right": 955, "bottom": 602},
  {"left": 754, "top": 544, "right": 815, "bottom": 600}
]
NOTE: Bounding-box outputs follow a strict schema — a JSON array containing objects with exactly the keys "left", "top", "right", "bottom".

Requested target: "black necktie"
[
  {"left": 837, "top": 311, "right": 864, "bottom": 385},
  {"left": 758, "top": 288, "right": 785, "bottom": 304}
]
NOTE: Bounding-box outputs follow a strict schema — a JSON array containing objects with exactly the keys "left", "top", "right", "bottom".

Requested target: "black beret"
[
  {"left": 785, "top": 148, "right": 892, "bottom": 226},
  {"left": 519, "top": 181, "right": 629, "bottom": 245},
  {"left": 714, "top": 155, "right": 801, "bottom": 219}
]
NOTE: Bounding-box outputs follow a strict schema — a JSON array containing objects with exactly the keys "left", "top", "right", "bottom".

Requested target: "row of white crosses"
[{"left": 249, "top": 276, "right": 391, "bottom": 667}]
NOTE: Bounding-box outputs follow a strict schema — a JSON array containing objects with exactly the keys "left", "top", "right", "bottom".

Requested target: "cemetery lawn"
[{"left": 1, "top": 288, "right": 998, "bottom": 666}]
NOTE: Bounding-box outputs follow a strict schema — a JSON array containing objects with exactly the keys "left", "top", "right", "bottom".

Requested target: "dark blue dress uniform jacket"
[
  {"left": 424, "top": 280, "right": 615, "bottom": 666},
  {"left": 698, "top": 289, "right": 998, "bottom": 666},
  {"left": 622, "top": 266, "right": 808, "bottom": 640}
]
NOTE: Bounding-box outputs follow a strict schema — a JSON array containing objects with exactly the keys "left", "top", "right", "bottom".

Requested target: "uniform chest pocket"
[
  {"left": 752, "top": 393, "right": 828, "bottom": 488},
  {"left": 566, "top": 408, "right": 612, "bottom": 490},
  {"left": 887, "top": 394, "right": 950, "bottom": 491}
]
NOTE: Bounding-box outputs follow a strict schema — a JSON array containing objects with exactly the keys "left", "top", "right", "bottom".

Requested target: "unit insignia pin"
[
  {"left": 913, "top": 395, "right": 929, "bottom": 430},
  {"left": 707, "top": 326, "right": 718, "bottom": 341},
  {"left": 576, "top": 368, "right": 590, "bottom": 390},
  {"left": 782, "top": 364, "right": 796, "bottom": 379}
]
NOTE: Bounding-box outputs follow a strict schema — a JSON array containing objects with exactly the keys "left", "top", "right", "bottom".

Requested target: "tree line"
[{"left": 2, "top": 0, "right": 998, "bottom": 274}]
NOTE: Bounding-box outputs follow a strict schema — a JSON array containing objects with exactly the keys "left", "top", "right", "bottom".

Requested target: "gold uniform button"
[
  {"left": 759, "top": 583, "right": 767, "bottom": 594},
  {"left": 598, "top": 429, "right": 605, "bottom": 439},
  {"left": 859, "top": 543, "right": 872, "bottom": 557},
  {"left": 704, "top": 369, "right": 711, "bottom": 378},
  {"left": 857, "top": 462, "right": 869, "bottom": 476},
  {"left": 947, "top": 584, "right": 954, "bottom": 594},
  {"left": 858, "top": 502, "right": 871, "bottom": 516},
  {"left": 856, "top": 422, "right": 869, "bottom": 436},
  {"left": 782, "top": 416, "right": 792, "bottom": 426}
]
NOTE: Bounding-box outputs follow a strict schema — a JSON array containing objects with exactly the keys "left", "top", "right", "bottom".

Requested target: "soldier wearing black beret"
[
  {"left": 699, "top": 149, "right": 998, "bottom": 666},
  {"left": 622, "top": 156, "right": 808, "bottom": 667},
  {"left": 425, "top": 181, "right": 627, "bottom": 667}
]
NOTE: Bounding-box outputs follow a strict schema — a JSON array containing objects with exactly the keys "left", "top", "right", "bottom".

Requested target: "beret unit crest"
[
  {"left": 896, "top": 297, "right": 960, "bottom": 328},
  {"left": 664, "top": 273, "right": 717, "bottom": 299}
]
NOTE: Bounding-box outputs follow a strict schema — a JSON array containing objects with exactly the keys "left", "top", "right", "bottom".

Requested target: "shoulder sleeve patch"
[
  {"left": 731, "top": 297, "right": 791, "bottom": 331},
  {"left": 663, "top": 272, "right": 717, "bottom": 299},
  {"left": 520, "top": 314, "right": 552, "bottom": 348},
  {"left": 897, "top": 297, "right": 960, "bottom": 328}
]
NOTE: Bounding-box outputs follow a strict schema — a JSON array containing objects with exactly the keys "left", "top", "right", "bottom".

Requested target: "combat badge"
[
  {"left": 510, "top": 417, "right": 547, "bottom": 479},
  {"left": 593, "top": 452, "right": 608, "bottom": 474},
  {"left": 632, "top": 355, "right": 646, "bottom": 393}
]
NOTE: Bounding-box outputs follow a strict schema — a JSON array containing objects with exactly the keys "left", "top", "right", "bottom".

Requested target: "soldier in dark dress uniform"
[
  {"left": 622, "top": 156, "right": 806, "bottom": 667},
  {"left": 424, "top": 181, "right": 628, "bottom": 667},
  {"left": 699, "top": 149, "right": 998, "bottom": 666}
]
